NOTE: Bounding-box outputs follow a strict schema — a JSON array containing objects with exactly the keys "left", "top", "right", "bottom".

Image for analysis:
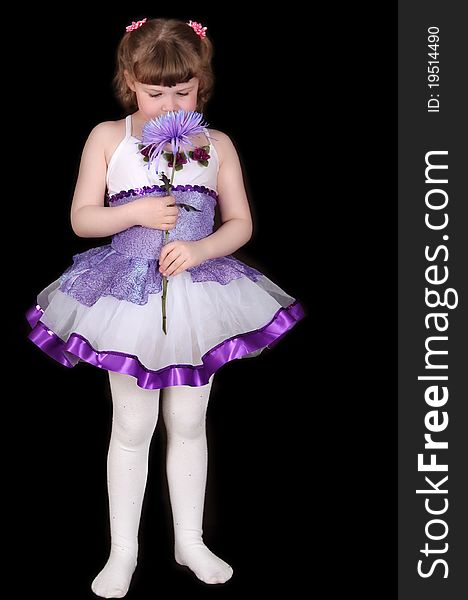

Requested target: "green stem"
[
  {"left": 161, "top": 147, "right": 179, "bottom": 335},
  {"left": 161, "top": 228, "right": 169, "bottom": 334},
  {"left": 169, "top": 156, "right": 177, "bottom": 187}
]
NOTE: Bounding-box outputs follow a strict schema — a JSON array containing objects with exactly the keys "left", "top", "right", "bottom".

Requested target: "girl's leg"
[
  {"left": 92, "top": 371, "right": 160, "bottom": 599},
  {"left": 162, "top": 376, "right": 233, "bottom": 584}
]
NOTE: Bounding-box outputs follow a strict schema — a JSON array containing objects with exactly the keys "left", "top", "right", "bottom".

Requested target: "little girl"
[{"left": 26, "top": 17, "right": 305, "bottom": 598}]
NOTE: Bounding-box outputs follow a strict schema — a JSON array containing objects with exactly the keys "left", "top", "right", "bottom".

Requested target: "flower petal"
[{"left": 141, "top": 110, "right": 208, "bottom": 173}]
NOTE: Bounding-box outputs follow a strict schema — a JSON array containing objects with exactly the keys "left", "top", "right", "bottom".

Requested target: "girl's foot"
[
  {"left": 175, "top": 542, "right": 233, "bottom": 584},
  {"left": 91, "top": 544, "right": 137, "bottom": 598}
]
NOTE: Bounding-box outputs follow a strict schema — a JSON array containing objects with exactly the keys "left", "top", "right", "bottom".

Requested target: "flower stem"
[
  {"left": 161, "top": 147, "right": 179, "bottom": 335},
  {"left": 169, "top": 157, "right": 177, "bottom": 187},
  {"left": 161, "top": 229, "right": 168, "bottom": 334}
]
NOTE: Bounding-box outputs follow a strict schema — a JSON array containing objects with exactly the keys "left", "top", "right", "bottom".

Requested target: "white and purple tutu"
[{"left": 26, "top": 116, "right": 305, "bottom": 389}]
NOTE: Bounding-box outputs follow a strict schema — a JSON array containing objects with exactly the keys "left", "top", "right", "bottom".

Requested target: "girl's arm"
[
  {"left": 198, "top": 131, "right": 253, "bottom": 260},
  {"left": 70, "top": 123, "right": 138, "bottom": 238}
]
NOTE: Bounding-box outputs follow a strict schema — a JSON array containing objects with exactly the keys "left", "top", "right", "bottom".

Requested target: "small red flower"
[
  {"left": 189, "top": 145, "right": 211, "bottom": 166},
  {"left": 139, "top": 143, "right": 154, "bottom": 158},
  {"left": 166, "top": 151, "right": 188, "bottom": 168}
]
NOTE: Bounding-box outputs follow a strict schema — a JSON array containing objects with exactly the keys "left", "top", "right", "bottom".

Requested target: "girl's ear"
[{"left": 124, "top": 70, "right": 137, "bottom": 92}]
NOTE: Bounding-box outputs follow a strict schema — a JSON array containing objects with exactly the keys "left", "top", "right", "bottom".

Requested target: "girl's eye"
[{"left": 149, "top": 92, "right": 189, "bottom": 98}]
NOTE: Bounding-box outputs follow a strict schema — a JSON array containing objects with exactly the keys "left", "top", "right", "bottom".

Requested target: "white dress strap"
[
  {"left": 203, "top": 127, "right": 220, "bottom": 173},
  {"left": 125, "top": 115, "right": 132, "bottom": 138},
  {"left": 106, "top": 116, "right": 133, "bottom": 190},
  {"left": 203, "top": 126, "right": 211, "bottom": 145}
]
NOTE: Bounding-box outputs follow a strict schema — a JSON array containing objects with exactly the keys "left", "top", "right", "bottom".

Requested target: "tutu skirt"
[{"left": 26, "top": 244, "right": 305, "bottom": 389}]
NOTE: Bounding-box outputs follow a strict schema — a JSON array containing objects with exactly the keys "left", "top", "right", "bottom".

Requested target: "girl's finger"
[
  {"left": 165, "top": 256, "right": 186, "bottom": 276},
  {"left": 168, "top": 258, "right": 188, "bottom": 277},
  {"left": 160, "top": 252, "right": 179, "bottom": 273},
  {"left": 159, "top": 243, "right": 176, "bottom": 264}
]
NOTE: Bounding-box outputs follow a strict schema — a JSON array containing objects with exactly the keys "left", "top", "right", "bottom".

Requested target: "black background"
[{"left": 7, "top": 4, "right": 396, "bottom": 599}]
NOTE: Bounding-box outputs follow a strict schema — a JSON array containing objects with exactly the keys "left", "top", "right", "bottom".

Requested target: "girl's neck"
[{"left": 130, "top": 112, "right": 145, "bottom": 139}]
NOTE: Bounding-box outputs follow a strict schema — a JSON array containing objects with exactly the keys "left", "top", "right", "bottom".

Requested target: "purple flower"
[{"left": 141, "top": 110, "right": 208, "bottom": 174}]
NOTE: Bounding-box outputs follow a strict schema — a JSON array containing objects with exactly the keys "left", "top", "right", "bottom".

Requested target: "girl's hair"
[{"left": 114, "top": 18, "right": 214, "bottom": 113}]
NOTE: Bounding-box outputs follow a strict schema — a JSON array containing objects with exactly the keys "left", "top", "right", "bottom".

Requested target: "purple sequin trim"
[
  {"left": 107, "top": 184, "right": 218, "bottom": 204},
  {"left": 25, "top": 300, "right": 306, "bottom": 389}
]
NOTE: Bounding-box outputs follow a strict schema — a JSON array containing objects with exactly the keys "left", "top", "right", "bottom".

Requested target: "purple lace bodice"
[{"left": 109, "top": 186, "right": 217, "bottom": 260}]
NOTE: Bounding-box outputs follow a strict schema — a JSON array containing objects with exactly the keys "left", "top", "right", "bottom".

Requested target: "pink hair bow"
[
  {"left": 187, "top": 20, "right": 207, "bottom": 38},
  {"left": 126, "top": 18, "right": 147, "bottom": 32}
]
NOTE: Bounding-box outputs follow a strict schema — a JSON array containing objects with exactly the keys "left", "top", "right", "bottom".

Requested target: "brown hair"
[{"left": 114, "top": 18, "right": 214, "bottom": 113}]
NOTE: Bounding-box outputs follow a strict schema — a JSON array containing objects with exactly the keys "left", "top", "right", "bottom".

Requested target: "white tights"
[{"left": 91, "top": 371, "right": 233, "bottom": 598}]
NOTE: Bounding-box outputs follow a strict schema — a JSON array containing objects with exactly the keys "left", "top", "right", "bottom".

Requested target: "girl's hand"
[
  {"left": 159, "top": 240, "right": 207, "bottom": 277},
  {"left": 133, "top": 194, "right": 179, "bottom": 230}
]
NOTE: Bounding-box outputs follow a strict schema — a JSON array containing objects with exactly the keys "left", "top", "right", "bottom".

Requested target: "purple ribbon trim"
[{"left": 25, "top": 301, "right": 305, "bottom": 389}]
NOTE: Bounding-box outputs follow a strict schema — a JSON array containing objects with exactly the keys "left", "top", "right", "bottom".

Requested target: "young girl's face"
[{"left": 129, "top": 77, "right": 199, "bottom": 120}]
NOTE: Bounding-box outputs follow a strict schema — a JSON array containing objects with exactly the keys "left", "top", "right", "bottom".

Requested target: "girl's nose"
[{"left": 162, "top": 100, "right": 178, "bottom": 113}]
